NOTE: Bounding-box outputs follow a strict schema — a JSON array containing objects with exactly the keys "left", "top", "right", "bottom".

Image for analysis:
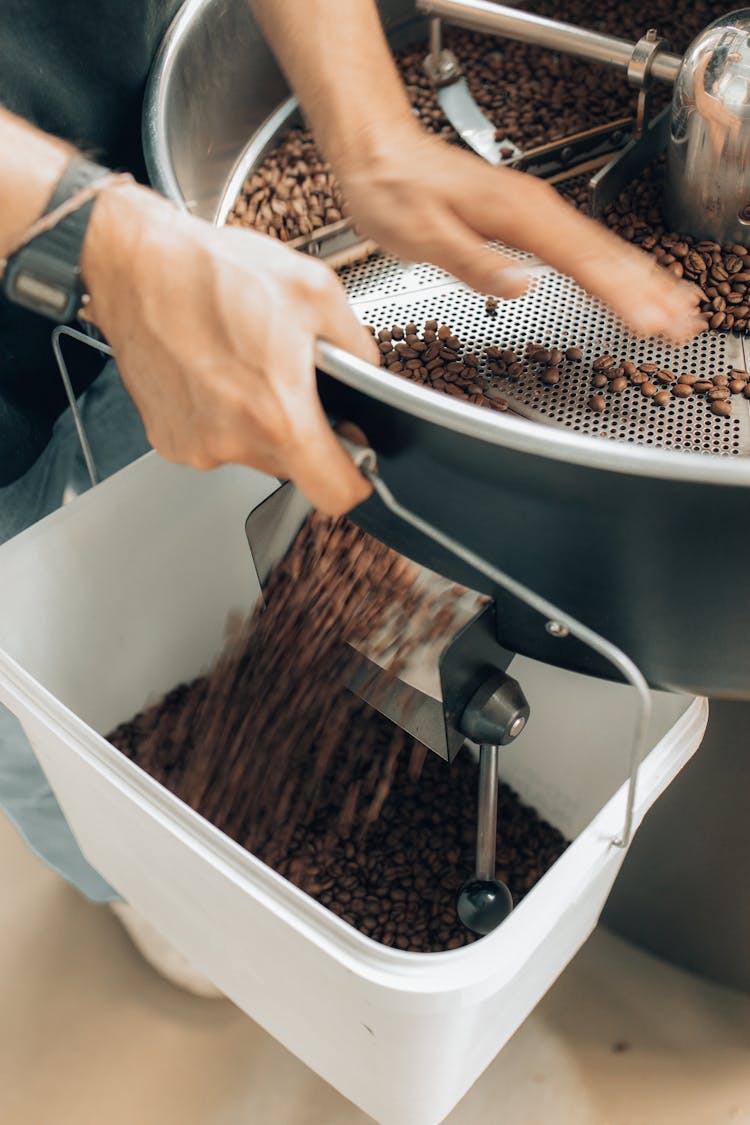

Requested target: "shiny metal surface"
[
  {"left": 416, "top": 0, "right": 682, "bottom": 84},
  {"left": 665, "top": 9, "right": 750, "bottom": 245},
  {"left": 144, "top": 0, "right": 420, "bottom": 219},
  {"left": 476, "top": 743, "right": 500, "bottom": 880}
]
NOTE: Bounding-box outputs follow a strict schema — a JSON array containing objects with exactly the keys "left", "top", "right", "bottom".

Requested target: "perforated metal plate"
[{"left": 338, "top": 250, "right": 750, "bottom": 457}]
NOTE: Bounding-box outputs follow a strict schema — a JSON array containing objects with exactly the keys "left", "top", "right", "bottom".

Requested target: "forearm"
[
  {"left": 0, "top": 106, "right": 72, "bottom": 262},
  {"left": 247, "top": 0, "right": 418, "bottom": 169}
]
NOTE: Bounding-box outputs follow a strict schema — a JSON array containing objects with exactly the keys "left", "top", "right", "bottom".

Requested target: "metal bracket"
[
  {"left": 627, "top": 28, "right": 671, "bottom": 138},
  {"left": 51, "top": 324, "right": 114, "bottom": 488},
  {"left": 588, "top": 104, "right": 670, "bottom": 217}
]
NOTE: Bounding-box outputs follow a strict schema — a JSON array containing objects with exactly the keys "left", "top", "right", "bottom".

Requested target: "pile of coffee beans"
[
  {"left": 579, "top": 165, "right": 750, "bottom": 334},
  {"left": 370, "top": 319, "right": 509, "bottom": 410},
  {"left": 228, "top": 127, "right": 346, "bottom": 243},
  {"left": 586, "top": 353, "right": 750, "bottom": 416},
  {"left": 108, "top": 512, "right": 568, "bottom": 952},
  {"left": 113, "top": 694, "right": 567, "bottom": 953}
]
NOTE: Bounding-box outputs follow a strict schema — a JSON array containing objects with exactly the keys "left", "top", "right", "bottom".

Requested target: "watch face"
[
  {"left": 10, "top": 269, "right": 71, "bottom": 317},
  {"left": 4, "top": 252, "right": 80, "bottom": 323}
]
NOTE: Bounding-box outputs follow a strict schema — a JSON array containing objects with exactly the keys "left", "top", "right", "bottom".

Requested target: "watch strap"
[{"left": 2, "top": 156, "right": 111, "bottom": 322}]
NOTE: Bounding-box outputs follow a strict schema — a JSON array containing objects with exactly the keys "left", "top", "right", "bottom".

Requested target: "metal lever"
[{"left": 456, "top": 670, "right": 529, "bottom": 935}]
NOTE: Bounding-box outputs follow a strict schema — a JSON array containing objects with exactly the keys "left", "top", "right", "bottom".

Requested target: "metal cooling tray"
[{"left": 337, "top": 251, "right": 750, "bottom": 456}]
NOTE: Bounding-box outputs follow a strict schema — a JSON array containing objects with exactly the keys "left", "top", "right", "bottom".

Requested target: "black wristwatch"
[{"left": 2, "top": 156, "right": 110, "bottom": 323}]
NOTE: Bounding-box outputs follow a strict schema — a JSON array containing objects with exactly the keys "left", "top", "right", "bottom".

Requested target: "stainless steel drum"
[{"left": 143, "top": 0, "right": 750, "bottom": 699}]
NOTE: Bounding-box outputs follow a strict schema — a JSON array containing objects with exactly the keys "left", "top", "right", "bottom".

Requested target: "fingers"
[
  {"left": 315, "top": 273, "right": 380, "bottom": 366},
  {"left": 281, "top": 384, "right": 373, "bottom": 517},
  {"left": 418, "top": 212, "right": 532, "bottom": 298},
  {"left": 461, "top": 171, "right": 703, "bottom": 343}
]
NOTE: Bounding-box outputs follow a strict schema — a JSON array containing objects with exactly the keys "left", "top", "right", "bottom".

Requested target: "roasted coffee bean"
[
  {"left": 694, "top": 380, "right": 713, "bottom": 393},
  {"left": 592, "top": 354, "right": 616, "bottom": 370},
  {"left": 591, "top": 373, "right": 609, "bottom": 388},
  {"left": 610, "top": 376, "right": 628, "bottom": 392},
  {"left": 656, "top": 369, "right": 677, "bottom": 384},
  {"left": 565, "top": 347, "right": 583, "bottom": 362},
  {"left": 678, "top": 373, "right": 698, "bottom": 385},
  {"left": 641, "top": 381, "right": 658, "bottom": 397},
  {"left": 588, "top": 394, "right": 606, "bottom": 412},
  {"left": 653, "top": 390, "right": 671, "bottom": 406},
  {"left": 548, "top": 348, "right": 564, "bottom": 366},
  {"left": 541, "top": 367, "right": 561, "bottom": 385},
  {"left": 710, "top": 400, "right": 732, "bottom": 416},
  {"left": 730, "top": 379, "right": 748, "bottom": 394},
  {"left": 638, "top": 362, "right": 659, "bottom": 374},
  {"left": 672, "top": 383, "right": 694, "bottom": 398},
  {"left": 708, "top": 386, "right": 730, "bottom": 401}
]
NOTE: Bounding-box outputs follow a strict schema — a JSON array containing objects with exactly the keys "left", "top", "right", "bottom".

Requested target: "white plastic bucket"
[{"left": 0, "top": 452, "right": 708, "bottom": 1125}]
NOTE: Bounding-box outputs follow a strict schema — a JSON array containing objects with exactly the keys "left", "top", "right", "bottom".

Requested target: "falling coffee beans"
[{"left": 108, "top": 511, "right": 568, "bottom": 954}]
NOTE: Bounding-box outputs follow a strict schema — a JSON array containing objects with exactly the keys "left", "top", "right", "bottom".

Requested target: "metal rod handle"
[
  {"left": 416, "top": 0, "right": 682, "bottom": 84},
  {"left": 476, "top": 743, "right": 500, "bottom": 879}
]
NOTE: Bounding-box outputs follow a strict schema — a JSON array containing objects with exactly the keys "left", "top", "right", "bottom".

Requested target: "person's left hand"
[{"left": 335, "top": 125, "right": 704, "bottom": 346}]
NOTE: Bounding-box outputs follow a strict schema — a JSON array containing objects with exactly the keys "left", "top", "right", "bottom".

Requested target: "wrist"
[
  {"left": 328, "top": 116, "right": 424, "bottom": 183},
  {"left": 80, "top": 181, "right": 179, "bottom": 325}
]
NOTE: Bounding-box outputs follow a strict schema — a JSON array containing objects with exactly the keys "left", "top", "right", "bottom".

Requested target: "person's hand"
[
  {"left": 80, "top": 182, "right": 378, "bottom": 516},
  {"left": 335, "top": 125, "right": 704, "bottom": 344}
]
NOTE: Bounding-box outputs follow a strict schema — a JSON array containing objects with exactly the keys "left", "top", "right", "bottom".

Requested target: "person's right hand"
[{"left": 80, "top": 181, "right": 378, "bottom": 516}]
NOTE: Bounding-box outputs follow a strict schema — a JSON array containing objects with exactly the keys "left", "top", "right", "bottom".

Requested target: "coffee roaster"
[{"left": 136, "top": 0, "right": 750, "bottom": 931}]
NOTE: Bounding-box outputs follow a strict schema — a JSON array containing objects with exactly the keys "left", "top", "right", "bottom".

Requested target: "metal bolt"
[
  {"left": 546, "top": 620, "right": 570, "bottom": 638},
  {"left": 508, "top": 715, "right": 527, "bottom": 739}
]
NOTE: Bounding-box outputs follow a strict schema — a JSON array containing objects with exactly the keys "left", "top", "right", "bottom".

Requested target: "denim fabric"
[{"left": 0, "top": 362, "right": 149, "bottom": 902}]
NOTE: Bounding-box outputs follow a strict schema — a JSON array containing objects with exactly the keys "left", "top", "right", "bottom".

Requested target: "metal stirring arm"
[{"left": 416, "top": 0, "right": 682, "bottom": 83}]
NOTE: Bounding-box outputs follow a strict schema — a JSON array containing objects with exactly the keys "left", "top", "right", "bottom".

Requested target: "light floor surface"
[{"left": 1, "top": 814, "right": 748, "bottom": 1125}]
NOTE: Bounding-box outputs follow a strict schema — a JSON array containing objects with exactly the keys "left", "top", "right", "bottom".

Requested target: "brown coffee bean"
[
  {"left": 710, "top": 400, "right": 732, "bottom": 416},
  {"left": 588, "top": 394, "right": 606, "bottom": 412},
  {"left": 710, "top": 312, "right": 726, "bottom": 329},
  {"left": 641, "top": 381, "right": 657, "bottom": 397},
  {"left": 548, "top": 348, "right": 564, "bottom": 366},
  {"left": 653, "top": 390, "right": 671, "bottom": 406},
  {"left": 678, "top": 373, "right": 697, "bottom": 385},
  {"left": 712, "top": 374, "right": 729, "bottom": 386},
  {"left": 500, "top": 349, "right": 517, "bottom": 365},
  {"left": 541, "top": 367, "right": 560, "bottom": 385},
  {"left": 621, "top": 361, "right": 638, "bottom": 377},
  {"left": 656, "top": 369, "right": 677, "bottom": 384},
  {"left": 638, "top": 362, "right": 659, "bottom": 374},
  {"left": 708, "top": 387, "right": 730, "bottom": 401},
  {"left": 565, "top": 347, "right": 583, "bottom": 362},
  {"left": 693, "top": 380, "right": 713, "bottom": 393},
  {"left": 610, "top": 376, "right": 628, "bottom": 392},
  {"left": 591, "top": 374, "right": 608, "bottom": 388},
  {"left": 593, "top": 354, "right": 616, "bottom": 370},
  {"left": 672, "top": 383, "right": 693, "bottom": 398}
]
